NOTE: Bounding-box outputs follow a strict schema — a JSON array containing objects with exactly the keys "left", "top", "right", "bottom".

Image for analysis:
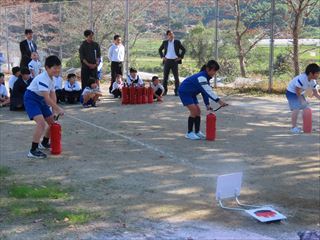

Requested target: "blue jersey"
[{"left": 178, "top": 71, "right": 219, "bottom": 105}]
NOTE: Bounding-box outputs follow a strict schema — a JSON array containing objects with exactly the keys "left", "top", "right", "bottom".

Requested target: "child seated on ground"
[
  {"left": 127, "top": 67, "right": 144, "bottom": 87},
  {"left": 54, "top": 74, "right": 64, "bottom": 103},
  {"left": 10, "top": 68, "right": 32, "bottom": 111},
  {"left": 151, "top": 76, "right": 164, "bottom": 102},
  {"left": 8, "top": 66, "right": 21, "bottom": 95},
  {"left": 80, "top": 77, "right": 102, "bottom": 108},
  {"left": 285, "top": 63, "right": 320, "bottom": 134},
  {"left": 111, "top": 74, "right": 123, "bottom": 98},
  {"left": 64, "top": 73, "right": 81, "bottom": 104},
  {"left": 0, "top": 73, "right": 10, "bottom": 107},
  {"left": 28, "top": 52, "right": 42, "bottom": 78}
]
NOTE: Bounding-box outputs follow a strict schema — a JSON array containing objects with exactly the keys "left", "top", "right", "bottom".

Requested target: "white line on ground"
[{"left": 66, "top": 114, "right": 207, "bottom": 171}]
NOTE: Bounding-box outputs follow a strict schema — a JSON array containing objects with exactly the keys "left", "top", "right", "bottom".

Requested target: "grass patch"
[
  {"left": 0, "top": 166, "right": 11, "bottom": 177},
  {"left": 55, "top": 210, "right": 95, "bottom": 224},
  {"left": 8, "top": 184, "right": 69, "bottom": 199},
  {"left": 9, "top": 201, "right": 55, "bottom": 216}
]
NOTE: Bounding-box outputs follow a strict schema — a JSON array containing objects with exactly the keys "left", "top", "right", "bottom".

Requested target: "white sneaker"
[
  {"left": 185, "top": 132, "right": 201, "bottom": 140},
  {"left": 291, "top": 127, "right": 302, "bottom": 134},
  {"left": 195, "top": 131, "right": 206, "bottom": 139}
]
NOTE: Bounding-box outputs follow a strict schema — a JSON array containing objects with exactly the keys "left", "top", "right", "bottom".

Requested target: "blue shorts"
[
  {"left": 24, "top": 90, "right": 52, "bottom": 120},
  {"left": 286, "top": 90, "right": 308, "bottom": 111},
  {"left": 80, "top": 95, "right": 94, "bottom": 105},
  {"left": 178, "top": 91, "right": 199, "bottom": 106}
]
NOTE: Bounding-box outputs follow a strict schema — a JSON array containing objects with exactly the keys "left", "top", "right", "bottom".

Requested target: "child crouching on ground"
[
  {"left": 151, "top": 76, "right": 164, "bottom": 102},
  {"left": 24, "top": 55, "right": 64, "bottom": 158},
  {"left": 0, "top": 73, "right": 10, "bottom": 107},
  {"left": 285, "top": 63, "right": 320, "bottom": 133},
  {"left": 111, "top": 74, "right": 123, "bottom": 98},
  {"left": 80, "top": 77, "right": 102, "bottom": 108},
  {"left": 64, "top": 73, "right": 81, "bottom": 104}
]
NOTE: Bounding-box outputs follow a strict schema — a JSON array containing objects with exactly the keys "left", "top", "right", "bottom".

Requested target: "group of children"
[{"left": 110, "top": 67, "right": 165, "bottom": 102}]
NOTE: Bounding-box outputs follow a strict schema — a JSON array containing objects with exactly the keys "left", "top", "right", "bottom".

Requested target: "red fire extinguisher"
[
  {"left": 142, "top": 87, "right": 147, "bottom": 104},
  {"left": 137, "top": 87, "right": 143, "bottom": 104},
  {"left": 206, "top": 106, "right": 223, "bottom": 141},
  {"left": 130, "top": 85, "right": 136, "bottom": 104},
  {"left": 122, "top": 84, "right": 129, "bottom": 104},
  {"left": 206, "top": 113, "right": 216, "bottom": 141},
  {"left": 303, "top": 108, "right": 312, "bottom": 133},
  {"left": 51, "top": 115, "right": 62, "bottom": 155},
  {"left": 148, "top": 87, "right": 154, "bottom": 104}
]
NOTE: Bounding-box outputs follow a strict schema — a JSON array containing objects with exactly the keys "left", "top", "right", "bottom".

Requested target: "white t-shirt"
[
  {"left": 53, "top": 76, "right": 63, "bottom": 90},
  {"left": 287, "top": 73, "right": 318, "bottom": 94},
  {"left": 111, "top": 81, "right": 123, "bottom": 93},
  {"left": 28, "top": 60, "right": 42, "bottom": 78},
  {"left": 0, "top": 84, "right": 8, "bottom": 97},
  {"left": 27, "top": 71, "right": 55, "bottom": 95},
  {"left": 108, "top": 43, "right": 125, "bottom": 62},
  {"left": 81, "top": 86, "right": 101, "bottom": 96},
  {"left": 64, "top": 81, "right": 81, "bottom": 92},
  {"left": 127, "top": 74, "right": 143, "bottom": 86},
  {"left": 165, "top": 40, "right": 178, "bottom": 59},
  {"left": 8, "top": 75, "right": 18, "bottom": 90},
  {"left": 151, "top": 82, "right": 164, "bottom": 93}
]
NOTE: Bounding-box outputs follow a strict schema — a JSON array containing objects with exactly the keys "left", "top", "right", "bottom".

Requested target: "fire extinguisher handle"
[{"left": 54, "top": 114, "right": 60, "bottom": 121}]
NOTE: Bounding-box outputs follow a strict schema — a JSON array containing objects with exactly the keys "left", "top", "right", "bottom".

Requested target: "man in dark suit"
[
  {"left": 158, "top": 30, "right": 186, "bottom": 96},
  {"left": 20, "top": 29, "right": 37, "bottom": 68},
  {"left": 79, "top": 30, "right": 101, "bottom": 90}
]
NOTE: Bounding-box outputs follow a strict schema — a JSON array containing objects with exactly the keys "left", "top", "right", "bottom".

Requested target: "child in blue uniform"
[
  {"left": 24, "top": 55, "right": 64, "bottom": 158},
  {"left": 178, "top": 60, "right": 228, "bottom": 140}
]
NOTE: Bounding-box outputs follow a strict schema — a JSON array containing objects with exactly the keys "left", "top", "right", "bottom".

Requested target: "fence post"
[
  {"left": 5, "top": 7, "right": 10, "bottom": 72},
  {"left": 125, "top": 0, "right": 129, "bottom": 76},
  {"left": 214, "top": 0, "right": 219, "bottom": 88},
  {"left": 268, "top": 0, "right": 275, "bottom": 93},
  {"left": 59, "top": 2, "right": 63, "bottom": 62}
]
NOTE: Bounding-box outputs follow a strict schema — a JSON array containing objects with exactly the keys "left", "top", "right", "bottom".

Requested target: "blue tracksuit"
[{"left": 178, "top": 71, "right": 220, "bottom": 106}]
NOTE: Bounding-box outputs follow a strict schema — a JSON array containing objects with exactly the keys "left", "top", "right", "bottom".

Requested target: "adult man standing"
[
  {"left": 108, "top": 35, "right": 125, "bottom": 93},
  {"left": 20, "top": 29, "right": 37, "bottom": 68},
  {"left": 79, "top": 30, "right": 101, "bottom": 90},
  {"left": 158, "top": 30, "right": 186, "bottom": 96}
]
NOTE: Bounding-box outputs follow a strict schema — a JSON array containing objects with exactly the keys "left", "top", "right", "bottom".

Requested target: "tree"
[
  {"left": 224, "top": 0, "right": 270, "bottom": 77},
  {"left": 284, "top": 0, "right": 319, "bottom": 75}
]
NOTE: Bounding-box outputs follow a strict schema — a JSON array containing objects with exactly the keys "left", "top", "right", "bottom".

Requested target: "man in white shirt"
[
  {"left": 108, "top": 35, "right": 125, "bottom": 93},
  {"left": 158, "top": 30, "right": 186, "bottom": 96},
  {"left": 20, "top": 29, "right": 37, "bottom": 68}
]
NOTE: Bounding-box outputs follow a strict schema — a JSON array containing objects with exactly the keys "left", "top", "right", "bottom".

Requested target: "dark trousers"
[
  {"left": 81, "top": 67, "right": 97, "bottom": 90},
  {"left": 112, "top": 89, "right": 122, "bottom": 98},
  {"left": 163, "top": 59, "right": 180, "bottom": 94},
  {"left": 55, "top": 89, "right": 65, "bottom": 103},
  {"left": 110, "top": 61, "right": 123, "bottom": 93},
  {"left": 65, "top": 90, "right": 81, "bottom": 104},
  {"left": 153, "top": 88, "right": 163, "bottom": 99}
]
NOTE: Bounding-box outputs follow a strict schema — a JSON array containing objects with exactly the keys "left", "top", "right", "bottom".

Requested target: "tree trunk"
[
  {"left": 292, "top": 13, "right": 301, "bottom": 75},
  {"left": 235, "top": 36, "right": 246, "bottom": 77}
]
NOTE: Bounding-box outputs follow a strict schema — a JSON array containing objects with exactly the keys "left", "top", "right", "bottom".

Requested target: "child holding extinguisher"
[
  {"left": 24, "top": 55, "right": 64, "bottom": 158},
  {"left": 178, "top": 60, "right": 228, "bottom": 140},
  {"left": 285, "top": 63, "right": 320, "bottom": 133}
]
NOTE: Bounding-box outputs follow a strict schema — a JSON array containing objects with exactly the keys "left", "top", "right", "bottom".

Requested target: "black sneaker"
[
  {"left": 38, "top": 142, "right": 51, "bottom": 150},
  {"left": 28, "top": 149, "right": 47, "bottom": 159}
]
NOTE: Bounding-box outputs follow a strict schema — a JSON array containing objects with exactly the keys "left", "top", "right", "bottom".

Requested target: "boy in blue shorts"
[
  {"left": 80, "top": 77, "right": 102, "bottom": 108},
  {"left": 286, "top": 63, "right": 320, "bottom": 133},
  {"left": 24, "top": 55, "right": 64, "bottom": 158},
  {"left": 178, "top": 60, "right": 228, "bottom": 140}
]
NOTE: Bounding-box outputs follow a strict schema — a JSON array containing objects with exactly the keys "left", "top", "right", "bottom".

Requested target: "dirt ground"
[{"left": 0, "top": 88, "right": 319, "bottom": 240}]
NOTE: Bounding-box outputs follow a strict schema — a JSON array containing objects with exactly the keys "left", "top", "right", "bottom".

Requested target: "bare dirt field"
[{"left": 0, "top": 89, "right": 319, "bottom": 240}]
